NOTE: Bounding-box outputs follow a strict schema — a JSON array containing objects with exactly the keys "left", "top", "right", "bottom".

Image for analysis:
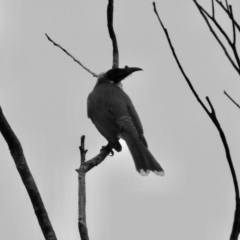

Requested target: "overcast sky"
[{"left": 1, "top": 0, "right": 240, "bottom": 239}]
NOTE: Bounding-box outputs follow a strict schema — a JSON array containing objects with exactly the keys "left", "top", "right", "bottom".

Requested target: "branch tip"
[
  {"left": 193, "top": 1, "right": 240, "bottom": 74},
  {"left": 107, "top": 0, "right": 119, "bottom": 68},
  {"left": 212, "top": 0, "right": 215, "bottom": 18},
  {"left": 225, "top": 0, "right": 229, "bottom": 11},
  {"left": 45, "top": 33, "right": 99, "bottom": 78},
  {"left": 206, "top": 96, "right": 213, "bottom": 111},
  {"left": 224, "top": 91, "right": 240, "bottom": 109},
  {"left": 152, "top": 2, "right": 164, "bottom": 29}
]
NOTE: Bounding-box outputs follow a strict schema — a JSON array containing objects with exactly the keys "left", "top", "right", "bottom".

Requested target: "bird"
[{"left": 87, "top": 66, "right": 164, "bottom": 176}]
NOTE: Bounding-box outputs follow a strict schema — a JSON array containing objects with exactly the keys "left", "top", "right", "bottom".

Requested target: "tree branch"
[
  {"left": 229, "top": 5, "right": 240, "bottom": 69},
  {"left": 229, "top": 6, "right": 236, "bottom": 46},
  {"left": 153, "top": 2, "right": 240, "bottom": 238},
  {"left": 0, "top": 107, "right": 57, "bottom": 240},
  {"left": 77, "top": 136, "right": 89, "bottom": 240},
  {"left": 77, "top": 3, "right": 120, "bottom": 236},
  {"left": 107, "top": 0, "right": 119, "bottom": 69},
  {"left": 206, "top": 96, "right": 216, "bottom": 116},
  {"left": 224, "top": 91, "right": 240, "bottom": 109},
  {"left": 193, "top": 0, "right": 240, "bottom": 75},
  {"left": 225, "top": 0, "right": 230, "bottom": 12},
  {"left": 215, "top": 0, "right": 240, "bottom": 32},
  {"left": 152, "top": 2, "right": 211, "bottom": 117},
  {"left": 212, "top": 0, "right": 215, "bottom": 18},
  {"left": 76, "top": 136, "right": 111, "bottom": 240},
  {"left": 45, "top": 34, "right": 99, "bottom": 78}
]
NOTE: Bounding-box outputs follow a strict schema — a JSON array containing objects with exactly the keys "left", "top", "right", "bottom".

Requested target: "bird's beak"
[
  {"left": 126, "top": 67, "right": 143, "bottom": 74},
  {"left": 105, "top": 66, "right": 143, "bottom": 83},
  {"left": 115, "top": 66, "right": 142, "bottom": 82}
]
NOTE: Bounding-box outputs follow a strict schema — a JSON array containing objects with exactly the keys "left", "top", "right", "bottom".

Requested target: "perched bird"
[{"left": 87, "top": 66, "right": 164, "bottom": 176}]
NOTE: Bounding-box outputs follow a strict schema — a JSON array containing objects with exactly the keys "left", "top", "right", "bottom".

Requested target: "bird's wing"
[
  {"left": 87, "top": 94, "right": 120, "bottom": 142},
  {"left": 108, "top": 90, "right": 148, "bottom": 148},
  {"left": 126, "top": 104, "right": 148, "bottom": 147}
]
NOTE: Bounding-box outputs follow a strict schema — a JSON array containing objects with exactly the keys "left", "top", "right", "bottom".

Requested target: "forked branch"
[
  {"left": 77, "top": 0, "right": 119, "bottom": 238},
  {"left": 193, "top": 0, "right": 240, "bottom": 75},
  {"left": 215, "top": 0, "right": 240, "bottom": 32},
  {"left": 76, "top": 136, "right": 112, "bottom": 240},
  {"left": 153, "top": 2, "right": 240, "bottom": 239}
]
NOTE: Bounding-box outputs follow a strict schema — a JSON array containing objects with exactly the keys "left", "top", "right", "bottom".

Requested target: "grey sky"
[{"left": 1, "top": 0, "right": 240, "bottom": 239}]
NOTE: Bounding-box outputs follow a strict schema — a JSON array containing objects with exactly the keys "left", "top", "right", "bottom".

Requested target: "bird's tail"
[{"left": 121, "top": 132, "right": 164, "bottom": 176}]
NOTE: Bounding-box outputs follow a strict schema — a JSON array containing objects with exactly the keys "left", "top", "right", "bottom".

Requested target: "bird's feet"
[
  {"left": 100, "top": 141, "right": 122, "bottom": 156},
  {"left": 111, "top": 141, "right": 122, "bottom": 152},
  {"left": 101, "top": 144, "right": 114, "bottom": 156}
]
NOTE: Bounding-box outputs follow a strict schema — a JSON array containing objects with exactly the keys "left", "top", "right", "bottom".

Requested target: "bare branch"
[
  {"left": 0, "top": 107, "right": 57, "bottom": 240},
  {"left": 77, "top": 1, "right": 119, "bottom": 237},
  {"left": 82, "top": 144, "right": 112, "bottom": 173},
  {"left": 79, "top": 135, "right": 88, "bottom": 164},
  {"left": 153, "top": 3, "right": 240, "bottom": 237},
  {"left": 193, "top": 1, "right": 240, "bottom": 75},
  {"left": 196, "top": 1, "right": 232, "bottom": 47},
  {"left": 45, "top": 34, "right": 99, "bottom": 78},
  {"left": 196, "top": 1, "right": 240, "bottom": 70},
  {"left": 225, "top": 0, "right": 230, "bottom": 12},
  {"left": 229, "top": 6, "right": 240, "bottom": 69},
  {"left": 206, "top": 96, "right": 216, "bottom": 116},
  {"left": 77, "top": 136, "right": 112, "bottom": 240},
  {"left": 153, "top": 2, "right": 211, "bottom": 117},
  {"left": 78, "top": 136, "right": 89, "bottom": 240},
  {"left": 107, "top": 0, "right": 119, "bottom": 68},
  {"left": 215, "top": 0, "right": 240, "bottom": 32},
  {"left": 229, "top": 6, "right": 236, "bottom": 45},
  {"left": 212, "top": 0, "right": 215, "bottom": 18},
  {"left": 224, "top": 91, "right": 240, "bottom": 109}
]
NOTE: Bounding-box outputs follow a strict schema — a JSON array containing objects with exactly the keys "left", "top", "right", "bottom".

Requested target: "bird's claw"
[
  {"left": 101, "top": 145, "right": 114, "bottom": 156},
  {"left": 109, "top": 150, "right": 114, "bottom": 156}
]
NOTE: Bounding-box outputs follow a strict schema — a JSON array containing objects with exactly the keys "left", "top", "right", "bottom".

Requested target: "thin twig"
[
  {"left": 206, "top": 96, "right": 216, "bottom": 116},
  {"left": 212, "top": 0, "right": 215, "bottom": 18},
  {"left": 0, "top": 107, "right": 57, "bottom": 240},
  {"left": 81, "top": 143, "right": 112, "bottom": 173},
  {"left": 215, "top": 0, "right": 240, "bottom": 32},
  {"left": 197, "top": 1, "right": 240, "bottom": 70},
  {"left": 107, "top": 0, "right": 119, "bottom": 68},
  {"left": 229, "top": 6, "right": 236, "bottom": 46},
  {"left": 224, "top": 91, "right": 240, "bottom": 109},
  {"left": 225, "top": 0, "right": 230, "bottom": 12},
  {"left": 193, "top": 0, "right": 240, "bottom": 75},
  {"left": 153, "top": 2, "right": 211, "bottom": 116},
  {"left": 229, "top": 6, "right": 240, "bottom": 69},
  {"left": 197, "top": 2, "right": 232, "bottom": 46},
  {"left": 45, "top": 34, "right": 99, "bottom": 78}
]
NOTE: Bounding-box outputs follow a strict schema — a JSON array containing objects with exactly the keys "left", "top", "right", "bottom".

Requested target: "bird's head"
[{"left": 105, "top": 66, "right": 142, "bottom": 84}]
